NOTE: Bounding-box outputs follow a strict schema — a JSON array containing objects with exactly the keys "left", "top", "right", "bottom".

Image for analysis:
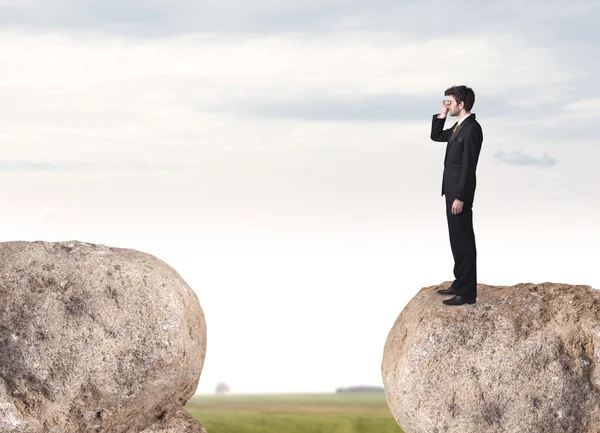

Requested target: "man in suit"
[{"left": 430, "top": 85, "right": 483, "bottom": 306}]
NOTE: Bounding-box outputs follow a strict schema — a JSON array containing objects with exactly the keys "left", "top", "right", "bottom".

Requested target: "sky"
[{"left": 1, "top": 0, "right": 599, "bottom": 394}]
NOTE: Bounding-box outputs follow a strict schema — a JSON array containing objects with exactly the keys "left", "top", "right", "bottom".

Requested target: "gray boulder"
[
  {"left": 142, "top": 408, "right": 207, "bottom": 432},
  {"left": 381, "top": 281, "right": 600, "bottom": 433},
  {"left": 0, "top": 241, "right": 207, "bottom": 433}
]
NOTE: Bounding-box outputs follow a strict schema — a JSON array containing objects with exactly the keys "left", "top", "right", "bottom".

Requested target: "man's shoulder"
[{"left": 465, "top": 114, "right": 482, "bottom": 128}]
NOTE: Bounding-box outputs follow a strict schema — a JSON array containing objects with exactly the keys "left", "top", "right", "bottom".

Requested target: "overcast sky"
[{"left": 1, "top": 0, "right": 599, "bottom": 394}]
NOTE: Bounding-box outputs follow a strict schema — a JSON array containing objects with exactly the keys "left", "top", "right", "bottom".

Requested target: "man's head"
[{"left": 443, "top": 85, "right": 475, "bottom": 117}]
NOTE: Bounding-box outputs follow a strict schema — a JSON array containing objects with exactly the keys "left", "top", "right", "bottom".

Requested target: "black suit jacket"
[{"left": 430, "top": 113, "right": 483, "bottom": 205}]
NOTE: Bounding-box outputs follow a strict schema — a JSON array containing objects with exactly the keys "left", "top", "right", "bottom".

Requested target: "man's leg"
[
  {"left": 446, "top": 201, "right": 477, "bottom": 298},
  {"left": 445, "top": 201, "right": 460, "bottom": 290}
]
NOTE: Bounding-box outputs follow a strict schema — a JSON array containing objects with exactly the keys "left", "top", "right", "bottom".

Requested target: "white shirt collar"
[{"left": 457, "top": 112, "right": 472, "bottom": 125}]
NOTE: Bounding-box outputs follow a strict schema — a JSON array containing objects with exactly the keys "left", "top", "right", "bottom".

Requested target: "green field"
[{"left": 184, "top": 393, "right": 403, "bottom": 433}]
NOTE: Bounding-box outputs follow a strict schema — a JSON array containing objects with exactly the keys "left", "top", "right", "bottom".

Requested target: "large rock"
[
  {"left": 142, "top": 408, "right": 207, "bottom": 433},
  {"left": 0, "top": 241, "right": 207, "bottom": 433},
  {"left": 381, "top": 281, "right": 600, "bottom": 433}
]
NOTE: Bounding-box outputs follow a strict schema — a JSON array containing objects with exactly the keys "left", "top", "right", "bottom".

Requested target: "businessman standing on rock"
[{"left": 430, "top": 85, "right": 483, "bottom": 306}]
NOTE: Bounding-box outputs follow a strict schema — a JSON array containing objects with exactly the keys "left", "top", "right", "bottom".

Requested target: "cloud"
[
  {"left": 40, "top": 207, "right": 63, "bottom": 223},
  {"left": 237, "top": 93, "right": 434, "bottom": 122},
  {"left": 492, "top": 150, "right": 557, "bottom": 168},
  {"left": 0, "top": 28, "right": 580, "bottom": 105},
  {"left": 0, "top": 0, "right": 597, "bottom": 39},
  {"left": 564, "top": 98, "right": 600, "bottom": 119},
  {"left": 0, "top": 3, "right": 595, "bottom": 187},
  {"left": 233, "top": 91, "right": 519, "bottom": 122},
  {"left": 0, "top": 30, "right": 579, "bottom": 161},
  {"left": 488, "top": 95, "right": 600, "bottom": 143},
  {"left": 0, "top": 1, "right": 355, "bottom": 36}
]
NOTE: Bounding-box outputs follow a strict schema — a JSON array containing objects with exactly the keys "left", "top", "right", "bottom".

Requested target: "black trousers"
[{"left": 445, "top": 201, "right": 477, "bottom": 298}]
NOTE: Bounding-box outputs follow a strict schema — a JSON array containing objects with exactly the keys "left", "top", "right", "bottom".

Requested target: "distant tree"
[
  {"left": 215, "top": 382, "right": 230, "bottom": 394},
  {"left": 335, "top": 385, "right": 384, "bottom": 393}
]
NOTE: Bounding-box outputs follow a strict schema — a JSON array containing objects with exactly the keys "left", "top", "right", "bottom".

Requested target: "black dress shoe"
[
  {"left": 437, "top": 287, "right": 457, "bottom": 295},
  {"left": 442, "top": 295, "right": 476, "bottom": 306}
]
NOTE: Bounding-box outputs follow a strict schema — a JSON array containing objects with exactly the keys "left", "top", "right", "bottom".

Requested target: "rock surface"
[
  {"left": 381, "top": 281, "right": 600, "bottom": 433},
  {"left": 142, "top": 408, "right": 207, "bottom": 432},
  {"left": 0, "top": 241, "right": 207, "bottom": 433}
]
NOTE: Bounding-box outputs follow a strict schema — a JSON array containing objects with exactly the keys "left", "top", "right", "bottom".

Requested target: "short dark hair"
[{"left": 444, "top": 85, "right": 475, "bottom": 112}]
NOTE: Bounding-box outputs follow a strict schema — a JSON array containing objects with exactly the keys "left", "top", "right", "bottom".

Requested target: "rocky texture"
[
  {"left": 142, "top": 408, "right": 207, "bottom": 432},
  {"left": 0, "top": 241, "right": 207, "bottom": 433},
  {"left": 381, "top": 281, "right": 600, "bottom": 433}
]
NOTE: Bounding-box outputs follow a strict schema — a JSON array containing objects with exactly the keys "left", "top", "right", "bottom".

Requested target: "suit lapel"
[
  {"left": 449, "top": 113, "right": 475, "bottom": 142},
  {"left": 444, "top": 113, "right": 475, "bottom": 164}
]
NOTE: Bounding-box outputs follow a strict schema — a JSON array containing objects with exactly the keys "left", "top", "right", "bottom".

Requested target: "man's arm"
[
  {"left": 455, "top": 125, "right": 483, "bottom": 201},
  {"left": 430, "top": 114, "right": 453, "bottom": 142}
]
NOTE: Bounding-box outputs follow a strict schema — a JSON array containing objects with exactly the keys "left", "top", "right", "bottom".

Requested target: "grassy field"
[{"left": 184, "top": 393, "right": 403, "bottom": 433}]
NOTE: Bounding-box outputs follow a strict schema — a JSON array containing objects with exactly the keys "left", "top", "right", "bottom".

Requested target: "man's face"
[{"left": 444, "top": 96, "right": 462, "bottom": 116}]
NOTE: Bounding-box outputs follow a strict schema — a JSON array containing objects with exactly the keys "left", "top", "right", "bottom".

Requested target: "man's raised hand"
[{"left": 439, "top": 100, "right": 449, "bottom": 117}]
